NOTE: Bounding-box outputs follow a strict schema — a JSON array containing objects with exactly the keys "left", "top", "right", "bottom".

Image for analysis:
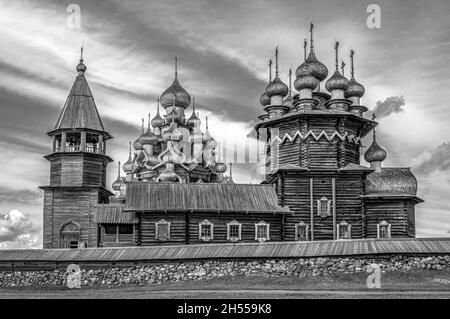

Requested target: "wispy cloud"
[
  {"left": 371, "top": 96, "right": 406, "bottom": 119},
  {"left": 0, "top": 187, "right": 42, "bottom": 205}
]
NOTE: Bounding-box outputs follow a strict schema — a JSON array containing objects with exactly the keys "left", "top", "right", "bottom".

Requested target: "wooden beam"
[
  {"left": 61, "top": 132, "right": 66, "bottom": 152},
  {"left": 310, "top": 178, "right": 314, "bottom": 241},
  {"left": 80, "top": 131, "right": 86, "bottom": 152},
  {"left": 332, "top": 178, "right": 336, "bottom": 240}
]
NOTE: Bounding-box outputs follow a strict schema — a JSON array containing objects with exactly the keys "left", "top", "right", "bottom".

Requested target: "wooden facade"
[{"left": 41, "top": 49, "right": 424, "bottom": 250}]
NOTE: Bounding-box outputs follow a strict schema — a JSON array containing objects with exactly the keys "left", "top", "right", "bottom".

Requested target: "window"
[
  {"left": 317, "top": 196, "right": 331, "bottom": 218},
  {"left": 255, "top": 221, "right": 270, "bottom": 242},
  {"left": 337, "top": 221, "right": 351, "bottom": 239},
  {"left": 118, "top": 225, "right": 133, "bottom": 234},
  {"left": 295, "top": 222, "right": 309, "bottom": 241},
  {"left": 377, "top": 221, "right": 391, "bottom": 239},
  {"left": 104, "top": 225, "right": 117, "bottom": 235},
  {"left": 199, "top": 220, "right": 213, "bottom": 241},
  {"left": 69, "top": 241, "right": 79, "bottom": 249},
  {"left": 156, "top": 220, "right": 171, "bottom": 240},
  {"left": 227, "top": 221, "right": 242, "bottom": 242}
]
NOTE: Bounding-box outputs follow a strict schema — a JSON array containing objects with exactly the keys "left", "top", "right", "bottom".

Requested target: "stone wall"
[{"left": 0, "top": 255, "right": 449, "bottom": 287}]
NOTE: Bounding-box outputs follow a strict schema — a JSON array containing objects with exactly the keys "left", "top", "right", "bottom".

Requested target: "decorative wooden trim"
[
  {"left": 199, "top": 219, "right": 214, "bottom": 241},
  {"left": 271, "top": 130, "right": 361, "bottom": 145},
  {"left": 377, "top": 221, "right": 391, "bottom": 239},
  {"left": 295, "top": 222, "right": 309, "bottom": 241},
  {"left": 226, "top": 220, "right": 242, "bottom": 242},
  {"left": 155, "top": 219, "right": 171, "bottom": 241},
  {"left": 317, "top": 196, "right": 332, "bottom": 218},
  {"left": 255, "top": 221, "right": 270, "bottom": 242},
  {"left": 337, "top": 221, "right": 351, "bottom": 240}
]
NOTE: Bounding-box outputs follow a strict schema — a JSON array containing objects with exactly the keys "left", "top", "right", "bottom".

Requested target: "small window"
[
  {"left": 156, "top": 220, "right": 171, "bottom": 241},
  {"left": 104, "top": 225, "right": 117, "bottom": 235},
  {"left": 255, "top": 221, "right": 270, "bottom": 242},
  {"left": 295, "top": 222, "right": 309, "bottom": 241},
  {"left": 118, "top": 225, "right": 133, "bottom": 234},
  {"left": 337, "top": 221, "right": 351, "bottom": 239},
  {"left": 317, "top": 196, "right": 331, "bottom": 218},
  {"left": 377, "top": 221, "right": 391, "bottom": 239},
  {"left": 69, "top": 241, "right": 79, "bottom": 249},
  {"left": 199, "top": 220, "right": 214, "bottom": 241},
  {"left": 227, "top": 221, "right": 242, "bottom": 242}
]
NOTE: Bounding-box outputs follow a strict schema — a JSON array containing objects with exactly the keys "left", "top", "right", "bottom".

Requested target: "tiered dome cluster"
[
  {"left": 258, "top": 23, "right": 366, "bottom": 113},
  {"left": 113, "top": 58, "right": 230, "bottom": 194}
]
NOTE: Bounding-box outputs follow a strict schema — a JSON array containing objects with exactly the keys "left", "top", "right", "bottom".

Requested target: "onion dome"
[
  {"left": 139, "top": 115, "right": 158, "bottom": 146},
  {"left": 202, "top": 117, "right": 212, "bottom": 142},
  {"left": 151, "top": 99, "right": 164, "bottom": 128},
  {"left": 364, "top": 138, "right": 387, "bottom": 163},
  {"left": 112, "top": 161, "right": 122, "bottom": 191},
  {"left": 296, "top": 24, "right": 328, "bottom": 81},
  {"left": 133, "top": 138, "right": 143, "bottom": 151},
  {"left": 187, "top": 98, "right": 201, "bottom": 127},
  {"left": 160, "top": 57, "right": 191, "bottom": 109},
  {"left": 345, "top": 77, "right": 365, "bottom": 98},
  {"left": 265, "top": 47, "right": 288, "bottom": 98},
  {"left": 325, "top": 70, "right": 349, "bottom": 91},
  {"left": 76, "top": 47, "right": 87, "bottom": 73},
  {"left": 364, "top": 125, "right": 387, "bottom": 164},
  {"left": 265, "top": 76, "right": 288, "bottom": 97},
  {"left": 215, "top": 162, "right": 227, "bottom": 173},
  {"left": 305, "top": 52, "right": 328, "bottom": 81},
  {"left": 123, "top": 142, "right": 134, "bottom": 173},
  {"left": 345, "top": 50, "right": 365, "bottom": 98},
  {"left": 325, "top": 41, "right": 349, "bottom": 92},
  {"left": 133, "top": 119, "right": 145, "bottom": 150},
  {"left": 260, "top": 92, "right": 271, "bottom": 106},
  {"left": 294, "top": 74, "right": 319, "bottom": 91}
]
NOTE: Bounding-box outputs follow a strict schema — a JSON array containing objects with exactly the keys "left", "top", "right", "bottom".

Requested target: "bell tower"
[{"left": 40, "top": 49, "right": 113, "bottom": 249}]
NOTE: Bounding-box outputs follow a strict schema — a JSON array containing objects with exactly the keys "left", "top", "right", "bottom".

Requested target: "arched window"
[
  {"left": 295, "top": 222, "right": 309, "bottom": 241},
  {"left": 317, "top": 196, "right": 331, "bottom": 218},
  {"left": 337, "top": 220, "right": 351, "bottom": 239},
  {"left": 155, "top": 219, "right": 171, "bottom": 241},
  {"left": 199, "top": 220, "right": 214, "bottom": 241},
  {"left": 60, "top": 220, "right": 81, "bottom": 249},
  {"left": 255, "top": 221, "right": 270, "bottom": 242},
  {"left": 377, "top": 221, "right": 391, "bottom": 239},
  {"left": 227, "top": 220, "right": 242, "bottom": 242}
]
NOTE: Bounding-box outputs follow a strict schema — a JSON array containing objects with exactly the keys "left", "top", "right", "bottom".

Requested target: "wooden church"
[{"left": 40, "top": 24, "right": 423, "bottom": 249}]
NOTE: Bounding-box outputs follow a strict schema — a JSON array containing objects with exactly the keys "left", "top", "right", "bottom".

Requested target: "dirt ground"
[{"left": 1, "top": 270, "right": 449, "bottom": 299}]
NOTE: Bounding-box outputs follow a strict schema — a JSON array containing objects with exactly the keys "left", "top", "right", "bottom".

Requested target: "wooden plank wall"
[
  {"left": 279, "top": 171, "right": 365, "bottom": 241},
  {"left": 364, "top": 199, "right": 414, "bottom": 238},
  {"left": 42, "top": 188, "right": 101, "bottom": 249},
  {"left": 139, "top": 212, "right": 283, "bottom": 246}
]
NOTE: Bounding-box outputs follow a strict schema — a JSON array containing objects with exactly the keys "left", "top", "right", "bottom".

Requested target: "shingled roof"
[
  {"left": 94, "top": 205, "right": 138, "bottom": 224},
  {"left": 52, "top": 65, "right": 105, "bottom": 132},
  {"left": 125, "top": 182, "right": 290, "bottom": 214}
]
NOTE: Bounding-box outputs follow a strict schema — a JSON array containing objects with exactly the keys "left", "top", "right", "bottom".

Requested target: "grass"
[{"left": 1, "top": 270, "right": 450, "bottom": 299}]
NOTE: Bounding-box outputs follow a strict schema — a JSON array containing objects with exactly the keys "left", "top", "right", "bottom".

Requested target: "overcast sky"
[{"left": 1, "top": 0, "right": 450, "bottom": 248}]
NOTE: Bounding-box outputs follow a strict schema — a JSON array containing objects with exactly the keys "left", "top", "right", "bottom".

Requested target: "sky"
[{"left": 0, "top": 0, "right": 450, "bottom": 248}]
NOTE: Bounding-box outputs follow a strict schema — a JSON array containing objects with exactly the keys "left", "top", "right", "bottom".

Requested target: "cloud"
[
  {"left": 371, "top": 96, "right": 406, "bottom": 118},
  {"left": 0, "top": 187, "right": 42, "bottom": 205},
  {"left": 0, "top": 209, "right": 41, "bottom": 248},
  {"left": 412, "top": 142, "right": 450, "bottom": 176}
]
